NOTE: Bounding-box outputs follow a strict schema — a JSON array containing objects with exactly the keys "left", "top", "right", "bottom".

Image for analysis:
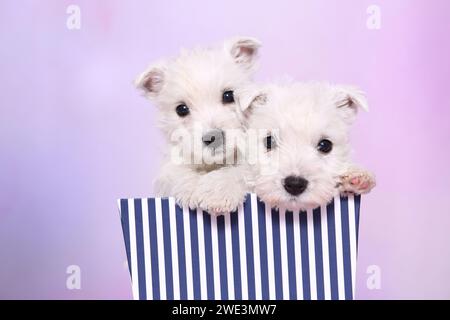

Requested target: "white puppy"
[
  {"left": 241, "top": 82, "right": 376, "bottom": 211},
  {"left": 135, "top": 37, "right": 260, "bottom": 214}
]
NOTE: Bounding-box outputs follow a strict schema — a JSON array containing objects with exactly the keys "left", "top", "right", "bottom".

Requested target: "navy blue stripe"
[
  {"left": 147, "top": 199, "right": 160, "bottom": 300},
  {"left": 189, "top": 209, "right": 201, "bottom": 300},
  {"left": 271, "top": 209, "right": 283, "bottom": 299},
  {"left": 299, "top": 212, "right": 311, "bottom": 300},
  {"left": 161, "top": 199, "right": 174, "bottom": 300},
  {"left": 340, "top": 197, "right": 353, "bottom": 300},
  {"left": 313, "top": 208, "right": 325, "bottom": 300},
  {"left": 326, "top": 200, "right": 338, "bottom": 300},
  {"left": 243, "top": 195, "right": 256, "bottom": 299},
  {"left": 285, "top": 211, "right": 297, "bottom": 299},
  {"left": 354, "top": 195, "right": 361, "bottom": 249},
  {"left": 217, "top": 216, "right": 228, "bottom": 300},
  {"left": 120, "top": 199, "right": 132, "bottom": 276},
  {"left": 203, "top": 212, "right": 215, "bottom": 299},
  {"left": 175, "top": 204, "right": 187, "bottom": 299},
  {"left": 257, "top": 200, "right": 269, "bottom": 299},
  {"left": 230, "top": 211, "right": 242, "bottom": 300},
  {"left": 134, "top": 199, "right": 147, "bottom": 300}
]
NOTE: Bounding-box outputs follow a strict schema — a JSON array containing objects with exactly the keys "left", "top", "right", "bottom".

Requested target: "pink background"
[{"left": 1, "top": 0, "right": 449, "bottom": 299}]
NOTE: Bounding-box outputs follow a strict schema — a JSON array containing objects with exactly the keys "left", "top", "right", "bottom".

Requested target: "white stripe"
[
  {"left": 141, "top": 199, "right": 152, "bottom": 300},
  {"left": 197, "top": 209, "right": 207, "bottom": 299},
  {"left": 224, "top": 213, "right": 235, "bottom": 300},
  {"left": 250, "top": 194, "right": 262, "bottom": 300},
  {"left": 168, "top": 198, "right": 180, "bottom": 300},
  {"left": 348, "top": 195, "right": 357, "bottom": 297},
  {"left": 237, "top": 204, "right": 248, "bottom": 299},
  {"left": 127, "top": 199, "right": 139, "bottom": 300},
  {"left": 265, "top": 205, "right": 275, "bottom": 300},
  {"left": 320, "top": 204, "right": 331, "bottom": 300},
  {"left": 307, "top": 209, "right": 317, "bottom": 300},
  {"left": 155, "top": 198, "right": 166, "bottom": 300},
  {"left": 182, "top": 206, "right": 194, "bottom": 299},
  {"left": 334, "top": 196, "right": 345, "bottom": 300},
  {"left": 210, "top": 215, "right": 221, "bottom": 299},
  {"left": 279, "top": 208, "right": 289, "bottom": 299},
  {"left": 293, "top": 211, "right": 303, "bottom": 300}
]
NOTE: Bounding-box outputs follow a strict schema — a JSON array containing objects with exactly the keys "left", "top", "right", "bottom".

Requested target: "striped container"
[{"left": 118, "top": 194, "right": 361, "bottom": 300}]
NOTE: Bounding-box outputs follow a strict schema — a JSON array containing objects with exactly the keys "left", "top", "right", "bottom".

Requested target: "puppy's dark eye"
[
  {"left": 222, "top": 90, "right": 235, "bottom": 104},
  {"left": 175, "top": 104, "right": 190, "bottom": 117},
  {"left": 317, "top": 139, "right": 333, "bottom": 153},
  {"left": 264, "top": 135, "right": 276, "bottom": 151}
]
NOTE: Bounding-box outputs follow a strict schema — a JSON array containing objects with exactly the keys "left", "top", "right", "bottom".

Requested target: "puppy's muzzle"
[
  {"left": 283, "top": 176, "right": 308, "bottom": 196},
  {"left": 202, "top": 129, "right": 224, "bottom": 149}
]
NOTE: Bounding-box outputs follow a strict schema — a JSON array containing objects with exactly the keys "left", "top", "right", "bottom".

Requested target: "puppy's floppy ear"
[
  {"left": 227, "top": 36, "right": 261, "bottom": 70},
  {"left": 334, "top": 85, "right": 369, "bottom": 124},
  {"left": 135, "top": 64, "right": 165, "bottom": 97},
  {"left": 236, "top": 85, "right": 267, "bottom": 116}
]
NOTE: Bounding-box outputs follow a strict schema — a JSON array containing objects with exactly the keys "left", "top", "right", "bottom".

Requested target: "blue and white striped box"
[{"left": 118, "top": 194, "right": 361, "bottom": 300}]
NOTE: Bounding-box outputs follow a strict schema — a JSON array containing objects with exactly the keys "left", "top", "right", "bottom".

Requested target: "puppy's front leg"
[
  {"left": 191, "top": 165, "right": 249, "bottom": 215},
  {"left": 338, "top": 167, "right": 376, "bottom": 196},
  {"left": 154, "top": 162, "right": 202, "bottom": 209}
]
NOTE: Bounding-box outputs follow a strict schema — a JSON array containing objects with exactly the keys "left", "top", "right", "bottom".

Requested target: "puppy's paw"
[
  {"left": 179, "top": 185, "right": 243, "bottom": 215},
  {"left": 191, "top": 181, "right": 246, "bottom": 215},
  {"left": 174, "top": 194, "right": 196, "bottom": 210},
  {"left": 183, "top": 166, "right": 249, "bottom": 215},
  {"left": 197, "top": 192, "right": 245, "bottom": 216},
  {"left": 339, "top": 169, "right": 376, "bottom": 196}
]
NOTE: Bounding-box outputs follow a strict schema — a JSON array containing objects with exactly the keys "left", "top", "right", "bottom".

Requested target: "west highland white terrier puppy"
[
  {"left": 135, "top": 37, "right": 261, "bottom": 214},
  {"left": 241, "top": 82, "right": 376, "bottom": 211}
]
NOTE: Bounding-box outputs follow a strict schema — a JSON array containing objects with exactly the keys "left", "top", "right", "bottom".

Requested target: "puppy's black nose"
[
  {"left": 203, "top": 136, "right": 215, "bottom": 145},
  {"left": 283, "top": 176, "right": 308, "bottom": 196},
  {"left": 202, "top": 129, "right": 224, "bottom": 148}
]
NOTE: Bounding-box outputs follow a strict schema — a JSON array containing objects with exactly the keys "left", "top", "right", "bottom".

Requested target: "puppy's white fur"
[
  {"left": 136, "top": 37, "right": 260, "bottom": 213},
  {"left": 242, "top": 82, "right": 376, "bottom": 211}
]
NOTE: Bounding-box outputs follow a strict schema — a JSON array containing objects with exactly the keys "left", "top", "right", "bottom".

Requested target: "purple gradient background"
[{"left": 1, "top": 0, "right": 449, "bottom": 299}]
